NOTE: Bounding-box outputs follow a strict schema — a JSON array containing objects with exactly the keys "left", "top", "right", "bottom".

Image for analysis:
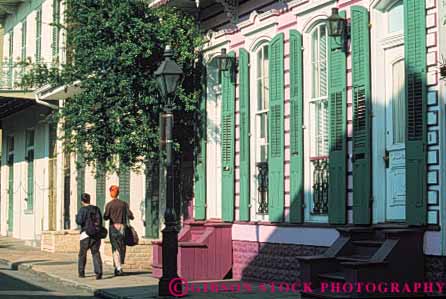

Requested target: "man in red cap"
[{"left": 104, "top": 185, "right": 134, "bottom": 276}]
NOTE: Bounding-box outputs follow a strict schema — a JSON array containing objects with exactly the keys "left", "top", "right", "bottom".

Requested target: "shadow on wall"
[{"left": 236, "top": 226, "right": 329, "bottom": 283}]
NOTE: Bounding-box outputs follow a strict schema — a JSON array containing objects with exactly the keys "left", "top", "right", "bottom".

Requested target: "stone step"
[
  {"left": 336, "top": 256, "right": 370, "bottom": 263},
  {"left": 318, "top": 272, "right": 345, "bottom": 282},
  {"left": 351, "top": 240, "right": 384, "bottom": 247}
]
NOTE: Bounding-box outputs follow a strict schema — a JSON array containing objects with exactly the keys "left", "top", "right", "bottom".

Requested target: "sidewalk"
[{"left": 0, "top": 236, "right": 300, "bottom": 299}]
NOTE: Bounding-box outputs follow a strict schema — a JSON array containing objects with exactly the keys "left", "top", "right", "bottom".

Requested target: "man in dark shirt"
[
  {"left": 75, "top": 193, "right": 103, "bottom": 279},
  {"left": 104, "top": 185, "right": 134, "bottom": 276}
]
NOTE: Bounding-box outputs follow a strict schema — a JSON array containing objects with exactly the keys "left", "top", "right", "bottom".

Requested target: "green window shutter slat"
[
  {"left": 268, "top": 33, "right": 284, "bottom": 222},
  {"left": 221, "top": 51, "right": 235, "bottom": 222},
  {"left": 351, "top": 6, "right": 372, "bottom": 225},
  {"left": 289, "top": 30, "right": 304, "bottom": 223},
  {"left": 328, "top": 11, "right": 347, "bottom": 225},
  {"left": 239, "top": 48, "right": 250, "bottom": 221},
  {"left": 119, "top": 166, "right": 130, "bottom": 204},
  {"left": 194, "top": 66, "right": 207, "bottom": 220},
  {"left": 96, "top": 162, "right": 106, "bottom": 213},
  {"left": 404, "top": 0, "right": 427, "bottom": 225},
  {"left": 76, "top": 154, "right": 85, "bottom": 210}
]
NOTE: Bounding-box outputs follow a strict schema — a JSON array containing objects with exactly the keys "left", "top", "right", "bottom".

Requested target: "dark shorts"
[{"left": 109, "top": 225, "right": 126, "bottom": 264}]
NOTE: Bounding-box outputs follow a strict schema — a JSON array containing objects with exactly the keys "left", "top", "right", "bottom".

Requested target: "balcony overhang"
[
  {"left": 35, "top": 80, "right": 82, "bottom": 101},
  {"left": 0, "top": 92, "right": 35, "bottom": 119},
  {"left": 0, "top": 80, "right": 82, "bottom": 118}
]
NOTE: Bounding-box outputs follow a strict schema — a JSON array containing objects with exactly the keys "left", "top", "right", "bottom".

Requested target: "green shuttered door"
[
  {"left": 96, "top": 163, "right": 106, "bottom": 213},
  {"left": 77, "top": 155, "right": 85, "bottom": 210},
  {"left": 289, "top": 30, "right": 304, "bottom": 223},
  {"left": 194, "top": 66, "right": 207, "bottom": 220},
  {"left": 119, "top": 166, "right": 130, "bottom": 203},
  {"left": 221, "top": 51, "right": 235, "bottom": 222},
  {"left": 351, "top": 6, "right": 372, "bottom": 225},
  {"left": 239, "top": 48, "right": 250, "bottom": 221},
  {"left": 7, "top": 147, "right": 14, "bottom": 232},
  {"left": 268, "top": 33, "right": 284, "bottom": 222},
  {"left": 404, "top": 0, "right": 427, "bottom": 225},
  {"left": 328, "top": 11, "right": 347, "bottom": 224}
]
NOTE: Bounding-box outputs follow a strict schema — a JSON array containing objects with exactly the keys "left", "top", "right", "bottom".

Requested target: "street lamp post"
[{"left": 155, "top": 45, "right": 184, "bottom": 297}]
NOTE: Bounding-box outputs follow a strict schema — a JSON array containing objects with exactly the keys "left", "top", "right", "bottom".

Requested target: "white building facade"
[{"left": 0, "top": 1, "right": 166, "bottom": 251}]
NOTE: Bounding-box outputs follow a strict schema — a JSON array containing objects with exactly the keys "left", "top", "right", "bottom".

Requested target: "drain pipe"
[{"left": 34, "top": 92, "right": 59, "bottom": 110}]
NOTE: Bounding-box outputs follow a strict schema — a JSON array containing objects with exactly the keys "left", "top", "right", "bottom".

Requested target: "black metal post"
[{"left": 159, "top": 104, "right": 181, "bottom": 296}]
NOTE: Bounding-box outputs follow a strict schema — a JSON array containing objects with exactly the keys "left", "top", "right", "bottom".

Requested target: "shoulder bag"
[{"left": 124, "top": 204, "right": 139, "bottom": 246}]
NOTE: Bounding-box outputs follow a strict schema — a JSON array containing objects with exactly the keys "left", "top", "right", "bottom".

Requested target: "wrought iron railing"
[
  {"left": 0, "top": 59, "right": 54, "bottom": 90},
  {"left": 311, "top": 157, "right": 329, "bottom": 215},
  {"left": 256, "top": 161, "right": 268, "bottom": 214}
]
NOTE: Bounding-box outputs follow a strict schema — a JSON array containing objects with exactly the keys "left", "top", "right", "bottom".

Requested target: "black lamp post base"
[{"left": 159, "top": 275, "right": 183, "bottom": 297}]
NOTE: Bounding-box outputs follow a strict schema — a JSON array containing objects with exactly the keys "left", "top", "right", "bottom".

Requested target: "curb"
[{"left": 0, "top": 258, "right": 130, "bottom": 299}]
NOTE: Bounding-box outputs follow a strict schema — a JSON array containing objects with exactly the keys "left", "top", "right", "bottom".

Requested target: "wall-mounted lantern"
[
  {"left": 327, "top": 8, "right": 346, "bottom": 37},
  {"left": 327, "top": 8, "right": 350, "bottom": 52},
  {"left": 215, "top": 48, "right": 236, "bottom": 73}
]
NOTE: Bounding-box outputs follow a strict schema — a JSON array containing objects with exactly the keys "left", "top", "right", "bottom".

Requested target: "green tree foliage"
[{"left": 44, "top": 0, "right": 203, "bottom": 172}]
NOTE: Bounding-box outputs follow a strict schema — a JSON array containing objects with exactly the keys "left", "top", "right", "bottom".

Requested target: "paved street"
[
  {"left": 0, "top": 264, "right": 97, "bottom": 298},
  {"left": 0, "top": 237, "right": 301, "bottom": 299}
]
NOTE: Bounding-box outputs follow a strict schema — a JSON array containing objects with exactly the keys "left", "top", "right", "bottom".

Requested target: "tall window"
[
  {"left": 36, "top": 7, "right": 42, "bottom": 63},
  {"left": 256, "top": 44, "right": 269, "bottom": 163},
  {"left": 255, "top": 44, "right": 269, "bottom": 215},
  {"left": 25, "top": 129, "right": 35, "bottom": 211},
  {"left": 310, "top": 23, "right": 329, "bottom": 158},
  {"left": 309, "top": 23, "right": 329, "bottom": 215}
]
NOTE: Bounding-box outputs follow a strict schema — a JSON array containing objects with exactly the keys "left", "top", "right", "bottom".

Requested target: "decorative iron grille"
[
  {"left": 311, "top": 158, "right": 329, "bottom": 214},
  {"left": 256, "top": 161, "right": 268, "bottom": 214}
]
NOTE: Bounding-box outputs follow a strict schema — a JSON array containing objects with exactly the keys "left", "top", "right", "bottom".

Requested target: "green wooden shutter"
[
  {"left": 221, "top": 51, "right": 235, "bottom": 222},
  {"left": 7, "top": 31, "right": 13, "bottom": 88},
  {"left": 351, "top": 6, "right": 372, "bottom": 225},
  {"left": 239, "top": 48, "right": 250, "bottom": 221},
  {"left": 289, "top": 30, "right": 304, "bottom": 223},
  {"left": 268, "top": 33, "right": 285, "bottom": 222},
  {"left": 8, "top": 155, "right": 14, "bottom": 232},
  {"left": 404, "top": 0, "right": 427, "bottom": 225},
  {"left": 76, "top": 154, "right": 85, "bottom": 210},
  {"left": 328, "top": 11, "right": 347, "bottom": 224},
  {"left": 21, "top": 20, "right": 27, "bottom": 63},
  {"left": 96, "top": 162, "right": 106, "bottom": 213},
  {"left": 52, "top": 0, "right": 60, "bottom": 61},
  {"left": 7, "top": 137, "right": 14, "bottom": 232},
  {"left": 26, "top": 130, "right": 35, "bottom": 211},
  {"left": 194, "top": 64, "right": 206, "bottom": 220},
  {"left": 119, "top": 166, "right": 130, "bottom": 204},
  {"left": 35, "top": 7, "right": 42, "bottom": 63}
]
